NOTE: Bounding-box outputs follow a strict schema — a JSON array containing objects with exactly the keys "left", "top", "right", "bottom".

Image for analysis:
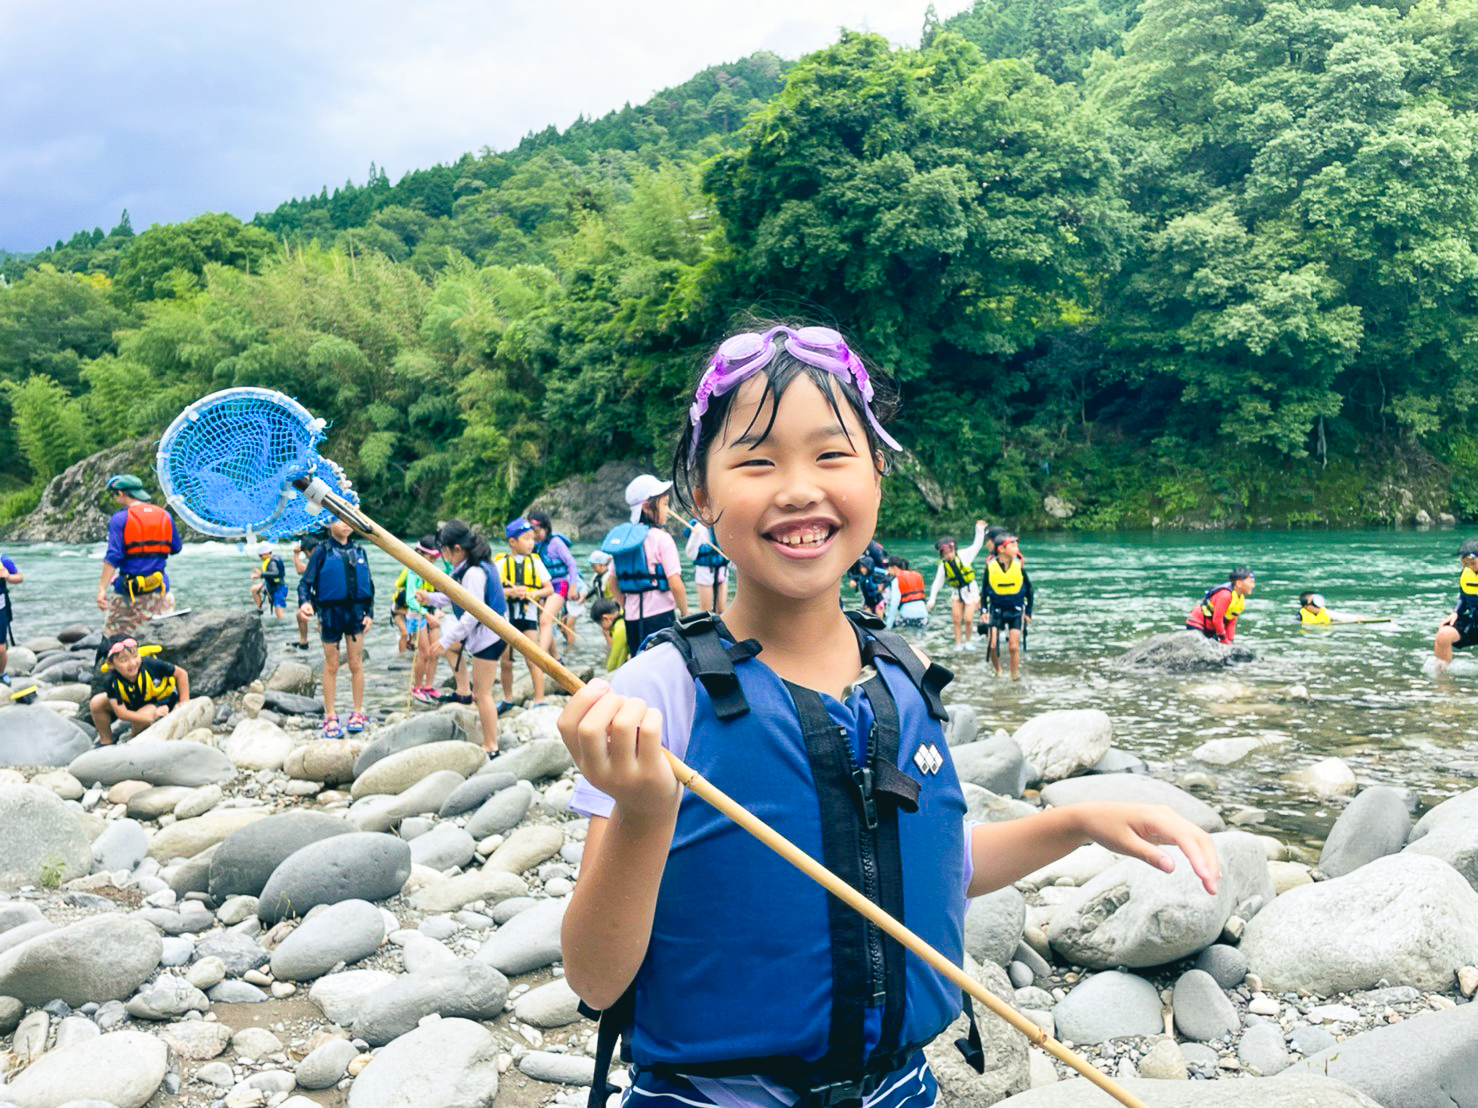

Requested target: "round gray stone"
[
  {"left": 439, "top": 771, "right": 517, "bottom": 817},
  {"left": 2, "top": 1029, "right": 166, "bottom": 1108},
  {"left": 1320, "top": 786, "right": 1412, "bottom": 878},
  {"left": 964, "top": 887, "right": 1027, "bottom": 968},
  {"left": 1171, "top": 968, "right": 1238, "bottom": 1041},
  {"left": 0, "top": 784, "right": 92, "bottom": 889},
  {"left": 466, "top": 785, "right": 533, "bottom": 839},
  {"left": 270, "top": 899, "right": 386, "bottom": 981},
  {"left": 407, "top": 824, "right": 476, "bottom": 871},
  {"left": 208, "top": 809, "right": 351, "bottom": 900},
  {"left": 0, "top": 914, "right": 162, "bottom": 1006},
  {"left": 92, "top": 819, "right": 148, "bottom": 873},
  {"left": 353, "top": 961, "right": 510, "bottom": 1046},
  {"left": 193, "top": 932, "right": 269, "bottom": 977},
  {"left": 257, "top": 832, "right": 412, "bottom": 925},
  {"left": 295, "top": 1037, "right": 360, "bottom": 1089},
  {"left": 1239, "top": 1020, "right": 1291, "bottom": 1074},
  {"left": 346, "top": 1017, "right": 499, "bottom": 1108},
  {"left": 1194, "top": 944, "right": 1249, "bottom": 990},
  {"left": 1051, "top": 971, "right": 1162, "bottom": 1044},
  {"left": 0, "top": 705, "right": 93, "bottom": 767},
  {"left": 352, "top": 714, "right": 465, "bottom": 777}
]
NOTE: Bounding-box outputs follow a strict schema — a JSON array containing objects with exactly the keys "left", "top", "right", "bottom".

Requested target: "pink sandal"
[
  {"left": 346, "top": 712, "right": 368, "bottom": 733},
  {"left": 321, "top": 714, "right": 343, "bottom": 739}
]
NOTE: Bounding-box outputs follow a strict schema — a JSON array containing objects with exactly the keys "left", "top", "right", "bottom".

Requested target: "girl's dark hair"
[
  {"left": 526, "top": 511, "right": 552, "bottom": 531},
  {"left": 437, "top": 519, "right": 492, "bottom": 566},
  {"left": 893, "top": 557, "right": 911, "bottom": 571},
  {"left": 670, "top": 321, "right": 900, "bottom": 512},
  {"left": 1299, "top": 591, "right": 1316, "bottom": 606},
  {"left": 590, "top": 597, "right": 621, "bottom": 622}
]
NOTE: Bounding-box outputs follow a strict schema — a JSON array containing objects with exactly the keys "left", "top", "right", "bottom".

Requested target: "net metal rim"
[{"left": 156, "top": 387, "right": 324, "bottom": 539}]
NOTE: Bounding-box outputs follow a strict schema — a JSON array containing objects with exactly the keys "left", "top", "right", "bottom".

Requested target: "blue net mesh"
[
  {"left": 260, "top": 457, "right": 359, "bottom": 540},
  {"left": 156, "top": 388, "right": 326, "bottom": 538}
]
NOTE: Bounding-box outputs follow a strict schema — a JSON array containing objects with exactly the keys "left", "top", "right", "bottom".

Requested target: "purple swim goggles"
[{"left": 687, "top": 325, "right": 902, "bottom": 464}]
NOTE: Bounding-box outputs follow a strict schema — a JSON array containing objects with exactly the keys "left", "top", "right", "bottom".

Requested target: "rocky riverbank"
[{"left": 0, "top": 617, "right": 1474, "bottom": 1107}]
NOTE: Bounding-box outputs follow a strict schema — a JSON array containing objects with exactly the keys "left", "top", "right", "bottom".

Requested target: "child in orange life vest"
[
  {"left": 984, "top": 536, "right": 1033, "bottom": 680},
  {"left": 555, "top": 322, "right": 1221, "bottom": 1108},
  {"left": 884, "top": 557, "right": 929, "bottom": 629},
  {"left": 1186, "top": 566, "right": 1255, "bottom": 645}
]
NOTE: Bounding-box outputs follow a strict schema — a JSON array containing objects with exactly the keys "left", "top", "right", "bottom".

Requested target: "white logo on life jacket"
[{"left": 914, "top": 743, "right": 943, "bottom": 776}]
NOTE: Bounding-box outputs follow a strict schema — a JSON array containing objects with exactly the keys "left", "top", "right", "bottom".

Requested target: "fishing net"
[
  {"left": 156, "top": 388, "right": 331, "bottom": 538},
  {"left": 259, "top": 456, "right": 358, "bottom": 541}
]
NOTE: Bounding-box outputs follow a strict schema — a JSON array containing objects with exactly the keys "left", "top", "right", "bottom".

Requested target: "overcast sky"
[{"left": 0, "top": 1, "right": 973, "bottom": 253}]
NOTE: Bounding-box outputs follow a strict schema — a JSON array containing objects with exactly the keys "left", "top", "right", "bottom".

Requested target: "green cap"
[{"left": 106, "top": 474, "right": 152, "bottom": 501}]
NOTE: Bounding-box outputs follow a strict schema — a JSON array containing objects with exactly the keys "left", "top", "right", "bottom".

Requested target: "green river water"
[{"left": 6, "top": 528, "right": 1477, "bottom": 853}]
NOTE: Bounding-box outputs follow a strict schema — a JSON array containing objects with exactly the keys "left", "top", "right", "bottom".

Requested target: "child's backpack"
[{"left": 601, "top": 523, "right": 669, "bottom": 595}]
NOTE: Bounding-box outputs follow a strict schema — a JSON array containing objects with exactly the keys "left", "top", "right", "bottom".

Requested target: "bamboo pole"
[{"left": 319, "top": 490, "right": 1151, "bottom": 1108}]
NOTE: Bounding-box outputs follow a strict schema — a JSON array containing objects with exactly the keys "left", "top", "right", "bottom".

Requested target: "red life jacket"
[
  {"left": 896, "top": 569, "right": 927, "bottom": 606},
  {"left": 123, "top": 504, "right": 176, "bottom": 559}
]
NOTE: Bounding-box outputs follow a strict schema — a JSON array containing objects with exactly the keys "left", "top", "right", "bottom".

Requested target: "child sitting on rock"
[{"left": 88, "top": 638, "right": 190, "bottom": 744}]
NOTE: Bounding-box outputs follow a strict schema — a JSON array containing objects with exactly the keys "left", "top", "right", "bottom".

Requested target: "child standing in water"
[
  {"left": 0, "top": 548, "right": 21, "bottom": 686},
  {"left": 926, "top": 520, "right": 987, "bottom": 651},
  {"left": 559, "top": 322, "right": 1219, "bottom": 1108}
]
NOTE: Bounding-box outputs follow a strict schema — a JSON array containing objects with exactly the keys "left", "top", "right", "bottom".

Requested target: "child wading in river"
[{"left": 559, "top": 322, "right": 1220, "bottom": 1108}]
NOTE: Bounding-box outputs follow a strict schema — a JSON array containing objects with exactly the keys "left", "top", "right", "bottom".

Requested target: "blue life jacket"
[
  {"left": 313, "top": 542, "right": 373, "bottom": 608},
  {"left": 536, "top": 533, "right": 574, "bottom": 583},
  {"left": 592, "top": 613, "right": 977, "bottom": 1097},
  {"left": 449, "top": 560, "right": 508, "bottom": 622},
  {"left": 601, "top": 523, "right": 668, "bottom": 595},
  {"left": 687, "top": 518, "right": 729, "bottom": 569}
]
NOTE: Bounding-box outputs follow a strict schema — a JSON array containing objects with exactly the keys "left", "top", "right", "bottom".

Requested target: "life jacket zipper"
[{"left": 846, "top": 722, "right": 887, "bottom": 1007}]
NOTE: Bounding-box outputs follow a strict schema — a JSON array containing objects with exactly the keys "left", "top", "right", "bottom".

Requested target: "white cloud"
[{"left": 0, "top": 0, "right": 973, "bottom": 251}]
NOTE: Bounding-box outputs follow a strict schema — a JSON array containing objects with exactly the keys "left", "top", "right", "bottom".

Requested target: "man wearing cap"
[
  {"left": 98, "top": 474, "right": 183, "bottom": 637},
  {"left": 610, "top": 474, "right": 688, "bottom": 650},
  {"left": 88, "top": 638, "right": 191, "bottom": 744}
]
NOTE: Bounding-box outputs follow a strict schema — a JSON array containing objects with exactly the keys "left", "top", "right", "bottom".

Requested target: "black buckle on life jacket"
[
  {"left": 801, "top": 1078, "right": 868, "bottom": 1108},
  {"left": 664, "top": 613, "right": 760, "bottom": 722}
]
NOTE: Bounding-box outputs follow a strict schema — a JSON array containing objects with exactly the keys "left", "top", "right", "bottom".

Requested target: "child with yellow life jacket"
[
  {"left": 251, "top": 543, "right": 288, "bottom": 620},
  {"left": 927, "top": 520, "right": 986, "bottom": 651},
  {"left": 1186, "top": 567, "right": 1255, "bottom": 645},
  {"left": 88, "top": 638, "right": 190, "bottom": 744},
  {"left": 495, "top": 519, "right": 553, "bottom": 710},
  {"left": 1434, "top": 540, "right": 1478, "bottom": 669},
  {"left": 984, "top": 536, "right": 1033, "bottom": 680}
]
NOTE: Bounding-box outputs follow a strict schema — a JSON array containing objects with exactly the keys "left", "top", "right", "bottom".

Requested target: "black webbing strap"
[
  {"left": 789, "top": 683, "right": 871, "bottom": 1080},
  {"left": 857, "top": 670, "right": 908, "bottom": 1054},
  {"left": 579, "top": 986, "right": 635, "bottom": 1108},
  {"left": 956, "top": 996, "right": 986, "bottom": 1073},
  {"left": 656, "top": 613, "right": 761, "bottom": 722},
  {"left": 844, "top": 611, "right": 952, "bottom": 722}
]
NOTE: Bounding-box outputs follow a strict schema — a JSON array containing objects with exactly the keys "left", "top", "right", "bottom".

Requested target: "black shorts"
[
  {"left": 473, "top": 641, "right": 506, "bottom": 662},
  {"left": 320, "top": 607, "right": 368, "bottom": 645},
  {"left": 0, "top": 607, "right": 11, "bottom": 646},
  {"left": 991, "top": 609, "right": 1025, "bottom": 632},
  {"left": 1455, "top": 623, "right": 1478, "bottom": 650}
]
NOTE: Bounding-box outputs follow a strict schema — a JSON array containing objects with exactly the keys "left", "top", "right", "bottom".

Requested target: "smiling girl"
[{"left": 558, "top": 323, "right": 1220, "bottom": 1108}]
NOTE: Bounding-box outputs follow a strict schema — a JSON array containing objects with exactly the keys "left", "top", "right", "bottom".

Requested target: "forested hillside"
[{"left": 5, "top": 0, "right": 1478, "bottom": 535}]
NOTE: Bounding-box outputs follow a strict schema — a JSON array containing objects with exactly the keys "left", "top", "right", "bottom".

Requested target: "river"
[{"left": 5, "top": 528, "right": 1476, "bottom": 854}]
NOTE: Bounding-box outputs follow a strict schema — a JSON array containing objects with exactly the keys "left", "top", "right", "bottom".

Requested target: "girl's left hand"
[{"left": 1075, "top": 803, "right": 1220, "bottom": 895}]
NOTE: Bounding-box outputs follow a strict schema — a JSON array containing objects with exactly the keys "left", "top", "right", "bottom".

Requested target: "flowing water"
[{"left": 6, "top": 529, "right": 1477, "bottom": 853}]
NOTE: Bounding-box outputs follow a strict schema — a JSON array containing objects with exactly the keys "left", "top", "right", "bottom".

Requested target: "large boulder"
[
  {"left": 148, "top": 808, "right": 270, "bottom": 861},
  {"left": 925, "top": 957, "right": 1029, "bottom": 1104},
  {"left": 1319, "top": 786, "right": 1411, "bottom": 878},
  {"left": 524, "top": 460, "right": 650, "bottom": 542},
  {"left": 3, "top": 437, "right": 157, "bottom": 543},
  {"left": 1048, "top": 832, "right": 1272, "bottom": 969},
  {"left": 1011, "top": 710, "right": 1112, "bottom": 783},
  {"left": 0, "top": 784, "right": 92, "bottom": 889},
  {"left": 1040, "top": 774, "right": 1225, "bottom": 833},
  {"left": 89, "top": 609, "right": 267, "bottom": 699},
  {"left": 208, "top": 809, "right": 352, "bottom": 900},
  {"left": 257, "top": 832, "right": 413, "bottom": 924},
  {"left": 69, "top": 742, "right": 236, "bottom": 787},
  {"left": 1288, "top": 1002, "right": 1478, "bottom": 1108},
  {"left": 951, "top": 737, "right": 1029, "bottom": 797},
  {"left": 1240, "top": 853, "right": 1478, "bottom": 993},
  {"left": 1403, "top": 784, "right": 1478, "bottom": 890},
  {"left": 0, "top": 914, "right": 162, "bottom": 1005},
  {"left": 0, "top": 706, "right": 94, "bottom": 767},
  {"left": 1112, "top": 630, "right": 1254, "bottom": 672}
]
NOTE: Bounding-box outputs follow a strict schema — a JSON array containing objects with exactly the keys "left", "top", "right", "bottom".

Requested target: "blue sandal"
[{"left": 322, "top": 714, "right": 343, "bottom": 739}]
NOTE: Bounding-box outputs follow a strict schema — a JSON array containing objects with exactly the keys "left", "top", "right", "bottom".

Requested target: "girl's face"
[
  {"left": 446, "top": 543, "right": 467, "bottom": 567},
  {"left": 696, "top": 375, "right": 881, "bottom": 605},
  {"left": 648, "top": 496, "right": 670, "bottom": 526},
  {"left": 328, "top": 520, "right": 352, "bottom": 543}
]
